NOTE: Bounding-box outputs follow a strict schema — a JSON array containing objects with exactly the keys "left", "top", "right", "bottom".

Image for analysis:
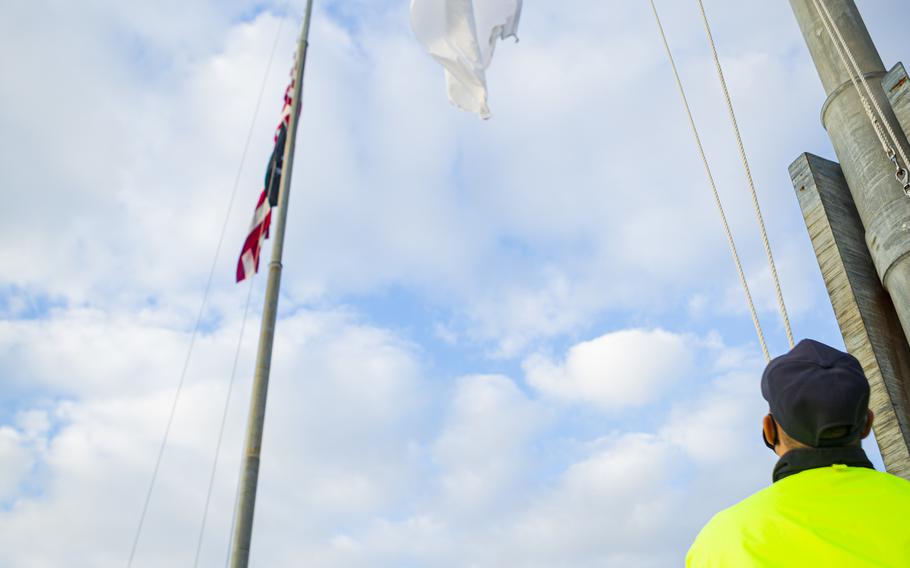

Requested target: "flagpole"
[{"left": 229, "top": 1, "right": 313, "bottom": 566}]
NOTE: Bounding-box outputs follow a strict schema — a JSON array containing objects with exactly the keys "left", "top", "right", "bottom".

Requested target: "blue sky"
[{"left": 1, "top": 0, "right": 908, "bottom": 566}]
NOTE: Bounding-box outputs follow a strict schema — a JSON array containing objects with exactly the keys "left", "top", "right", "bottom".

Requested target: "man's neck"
[{"left": 772, "top": 446, "right": 873, "bottom": 483}]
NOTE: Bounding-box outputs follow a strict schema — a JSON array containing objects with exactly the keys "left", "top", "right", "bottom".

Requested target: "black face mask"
[{"left": 763, "top": 414, "right": 778, "bottom": 450}]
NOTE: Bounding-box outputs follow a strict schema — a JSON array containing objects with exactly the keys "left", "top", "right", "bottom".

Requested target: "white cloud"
[
  {"left": 502, "top": 433, "right": 686, "bottom": 568},
  {"left": 0, "top": 427, "right": 35, "bottom": 502},
  {"left": 0, "top": 308, "right": 199, "bottom": 397},
  {"left": 0, "top": 305, "right": 430, "bottom": 567},
  {"left": 524, "top": 328, "right": 693, "bottom": 410},
  {"left": 263, "top": 336, "right": 772, "bottom": 568},
  {"left": 465, "top": 267, "right": 593, "bottom": 357},
  {"left": 432, "top": 374, "right": 545, "bottom": 516},
  {"left": 661, "top": 368, "right": 766, "bottom": 465}
]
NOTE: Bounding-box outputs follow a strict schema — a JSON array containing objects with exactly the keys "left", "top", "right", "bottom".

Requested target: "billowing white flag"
[{"left": 410, "top": 0, "right": 522, "bottom": 119}]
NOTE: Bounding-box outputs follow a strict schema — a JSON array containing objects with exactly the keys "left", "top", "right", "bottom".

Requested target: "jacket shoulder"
[{"left": 686, "top": 487, "right": 775, "bottom": 565}]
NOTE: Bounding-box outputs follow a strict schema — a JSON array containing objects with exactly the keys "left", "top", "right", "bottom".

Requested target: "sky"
[{"left": 1, "top": 0, "right": 909, "bottom": 566}]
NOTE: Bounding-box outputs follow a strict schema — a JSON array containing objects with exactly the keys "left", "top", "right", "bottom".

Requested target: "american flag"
[{"left": 236, "top": 79, "right": 295, "bottom": 283}]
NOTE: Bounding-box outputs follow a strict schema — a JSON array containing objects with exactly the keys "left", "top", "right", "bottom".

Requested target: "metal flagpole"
[{"left": 229, "top": 1, "right": 314, "bottom": 566}]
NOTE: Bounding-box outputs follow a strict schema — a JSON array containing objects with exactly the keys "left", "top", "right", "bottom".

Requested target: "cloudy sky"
[{"left": 1, "top": 0, "right": 908, "bottom": 566}]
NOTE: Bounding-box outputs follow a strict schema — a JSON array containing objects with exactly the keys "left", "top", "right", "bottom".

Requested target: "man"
[{"left": 686, "top": 338, "right": 910, "bottom": 567}]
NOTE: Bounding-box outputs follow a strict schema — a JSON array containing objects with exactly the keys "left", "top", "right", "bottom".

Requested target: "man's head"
[{"left": 760, "top": 339, "right": 874, "bottom": 457}]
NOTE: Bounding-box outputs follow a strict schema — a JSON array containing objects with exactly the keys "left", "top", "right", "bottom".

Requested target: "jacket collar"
[{"left": 772, "top": 446, "right": 874, "bottom": 483}]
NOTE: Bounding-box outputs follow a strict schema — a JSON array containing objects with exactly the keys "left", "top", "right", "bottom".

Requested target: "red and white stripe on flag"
[
  {"left": 279, "top": 79, "right": 294, "bottom": 137},
  {"left": 236, "top": 189, "right": 272, "bottom": 282},
  {"left": 235, "top": 70, "right": 297, "bottom": 283}
]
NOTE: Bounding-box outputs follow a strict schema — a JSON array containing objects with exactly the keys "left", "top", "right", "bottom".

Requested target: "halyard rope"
[
  {"left": 696, "top": 0, "right": 795, "bottom": 349},
  {"left": 648, "top": 0, "right": 771, "bottom": 361}
]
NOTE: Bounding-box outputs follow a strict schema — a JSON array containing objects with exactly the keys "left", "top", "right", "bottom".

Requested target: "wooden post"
[{"left": 790, "top": 153, "right": 910, "bottom": 479}]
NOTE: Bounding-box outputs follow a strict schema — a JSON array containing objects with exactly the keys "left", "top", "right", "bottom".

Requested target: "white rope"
[
  {"left": 695, "top": 0, "right": 794, "bottom": 349},
  {"left": 648, "top": 0, "right": 770, "bottom": 361},
  {"left": 811, "top": 0, "right": 910, "bottom": 181},
  {"left": 127, "top": 9, "right": 290, "bottom": 567}
]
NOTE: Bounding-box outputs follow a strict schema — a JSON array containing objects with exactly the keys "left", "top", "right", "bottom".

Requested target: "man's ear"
[
  {"left": 861, "top": 409, "right": 874, "bottom": 439},
  {"left": 762, "top": 414, "right": 778, "bottom": 449}
]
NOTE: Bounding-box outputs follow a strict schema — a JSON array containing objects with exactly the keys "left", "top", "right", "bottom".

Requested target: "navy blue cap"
[{"left": 761, "top": 339, "right": 869, "bottom": 447}]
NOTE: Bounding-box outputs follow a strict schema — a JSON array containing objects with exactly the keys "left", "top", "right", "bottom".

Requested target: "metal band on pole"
[{"left": 229, "top": 1, "right": 314, "bottom": 566}]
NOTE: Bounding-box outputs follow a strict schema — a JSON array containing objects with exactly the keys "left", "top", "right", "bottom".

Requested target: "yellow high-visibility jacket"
[{"left": 687, "top": 449, "right": 910, "bottom": 567}]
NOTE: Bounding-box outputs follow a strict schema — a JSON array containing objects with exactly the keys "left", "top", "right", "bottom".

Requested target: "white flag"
[{"left": 410, "top": 0, "right": 522, "bottom": 119}]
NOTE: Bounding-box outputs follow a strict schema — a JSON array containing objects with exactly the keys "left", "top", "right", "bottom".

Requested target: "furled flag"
[
  {"left": 236, "top": 79, "right": 295, "bottom": 283},
  {"left": 410, "top": 0, "right": 522, "bottom": 119}
]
